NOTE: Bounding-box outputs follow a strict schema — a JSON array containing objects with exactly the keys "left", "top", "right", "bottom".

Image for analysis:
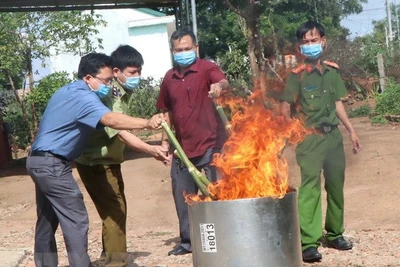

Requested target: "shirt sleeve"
[
  {"left": 280, "top": 73, "right": 300, "bottom": 105},
  {"left": 335, "top": 71, "right": 348, "bottom": 99},
  {"left": 101, "top": 96, "right": 120, "bottom": 138},
  {"left": 75, "top": 92, "right": 111, "bottom": 129},
  {"left": 208, "top": 62, "right": 227, "bottom": 84},
  {"left": 156, "top": 77, "right": 170, "bottom": 111},
  {"left": 104, "top": 127, "right": 120, "bottom": 139}
]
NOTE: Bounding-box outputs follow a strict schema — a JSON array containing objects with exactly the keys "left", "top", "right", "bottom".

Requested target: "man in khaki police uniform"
[
  {"left": 280, "top": 21, "right": 361, "bottom": 263},
  {"left": 76, "top": 45, "right": 169, "bottom": 267}
]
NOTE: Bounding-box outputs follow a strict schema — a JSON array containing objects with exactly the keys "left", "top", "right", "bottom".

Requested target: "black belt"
[
  {"left": 30, "top": 150, "right": 68, "bottom": 161},
  {"left": 315, "top": 125, "right": 337, "bottom": 134}
]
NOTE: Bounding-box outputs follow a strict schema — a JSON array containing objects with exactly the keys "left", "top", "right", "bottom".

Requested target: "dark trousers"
[
  {"left": 171, "top": 148, "right": 219, "bottom": 251},
  {"left": 26, "top": 155, "right": 91, "bottom": 267},
  {"left": 76, "top": 163, "right": 127, "bottom": 267}
]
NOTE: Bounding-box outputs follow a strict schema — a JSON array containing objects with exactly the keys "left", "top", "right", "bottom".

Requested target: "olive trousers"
[
  {"left": 296, "top": 128, "right": 346, "bottom": 250},
  {"left": 76, "top": 163, "right": 127, "bottom": 267}
]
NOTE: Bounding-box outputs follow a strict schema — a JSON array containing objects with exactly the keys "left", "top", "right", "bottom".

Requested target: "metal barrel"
[{"left": 188, "top": 190, "right": 302, "bottom": 267}]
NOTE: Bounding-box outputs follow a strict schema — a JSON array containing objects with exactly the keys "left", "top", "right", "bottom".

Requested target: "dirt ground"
[{"left": 1, "top": 115, "right": 400, "bottom": 267}]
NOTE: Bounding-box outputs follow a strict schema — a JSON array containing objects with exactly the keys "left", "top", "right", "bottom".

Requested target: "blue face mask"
[
  {"left": 121, "top": 74, "right": 140, "bottom": 90},
  {"left": 90, "top": 83, "right": 111, "bottom": 99},
  {"left": 300, "top": 43, "right": 323, "bottom": 60},
  {"left": 173, "top": 50, "right": 197, "bottom": 67}
]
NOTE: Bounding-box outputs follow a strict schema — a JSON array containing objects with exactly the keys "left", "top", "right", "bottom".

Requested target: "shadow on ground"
[
  {"left": 163, "top": 236, "right": 180, "bottom": 247},
  {"left": 0, "top": 157, "right": 28, "bottom": 178},
  {"left": 85, "top": 251, "right": 151, "bottom": 267}
]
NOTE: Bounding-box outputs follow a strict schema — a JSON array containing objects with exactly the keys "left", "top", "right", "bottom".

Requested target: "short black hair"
[
  {"left": 296, "top": 21, "right": 325, "bottom": 41},
  {"left": 110, "top": 45, "right": 144, "bottom": 71},
  {"left": 77, "top": 52, "right": 113, "bottom": 79},
  {"left": 170, "top": 28, "right": 197, "bottom": 48}
]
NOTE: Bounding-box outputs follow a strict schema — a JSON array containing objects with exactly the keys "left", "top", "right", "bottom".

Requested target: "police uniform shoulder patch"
[
  {"left": 324, "top": 60, "right": 339, "bottom": 69},
  {"left": 291, "top": 64, "right": 306, "bottom": 74}
]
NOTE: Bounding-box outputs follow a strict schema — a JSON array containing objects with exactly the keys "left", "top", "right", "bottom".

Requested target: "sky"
[{"left": 341, "top": 0, "right": 388, "bottom": 39}]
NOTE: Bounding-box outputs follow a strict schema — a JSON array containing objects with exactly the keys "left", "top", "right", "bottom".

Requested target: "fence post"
[{"left": 377, "top": 53, "right": 386, "bottom": 92}]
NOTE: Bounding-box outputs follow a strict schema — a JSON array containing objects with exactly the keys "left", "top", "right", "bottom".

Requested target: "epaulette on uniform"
[
  {"left": 291, "top": 64, "right": 306, "bottom": 74},
  {"left": 324, "top": 60, "right": 339, "bottom": 69}
]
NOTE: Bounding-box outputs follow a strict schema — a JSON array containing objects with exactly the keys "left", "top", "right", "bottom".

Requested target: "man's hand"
[
  {"left": 350, "top": 132, "right": 361, "bottom": 154},
  {"left": 160, "top": 139, "right": 172, "bottom": 166},
  {"left": 208, "top": 82, "right": 223, "bottom": 98},
  {"left": 146, "top": 113, "right": 165, "bottom": 129},
  {"left": 148, "top": 145, "right": 170, "bottom": 162}
]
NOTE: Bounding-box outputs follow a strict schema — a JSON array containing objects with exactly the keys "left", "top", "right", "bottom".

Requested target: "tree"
[
  {"left": 195, "top": 0, "right": 366, "bottom": 93},
  {"left": 27, "top": 72, "right": 72, "bottom": 119},
  {"left": 222, "top": 0, "right": 270, "bottom": 91},
  {"left": 0, "top": 11, "right": 105, "bottom": 142}
]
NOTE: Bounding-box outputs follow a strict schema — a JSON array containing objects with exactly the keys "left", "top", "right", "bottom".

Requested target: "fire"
[{"left": 205, "top": 90, "right": 309, "bottom": 201}]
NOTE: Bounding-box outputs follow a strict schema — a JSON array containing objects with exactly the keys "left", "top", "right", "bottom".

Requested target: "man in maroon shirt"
[{"left": 156, "top": 28, "right": 229, "bottom": 256}]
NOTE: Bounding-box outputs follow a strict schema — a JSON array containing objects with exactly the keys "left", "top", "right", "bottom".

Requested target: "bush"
[
  {"left": 128, "top": 77, "right": 161, "bottom": 118},
  {"left": 348, "top": 104, "right": 371, "bottom": 118},
  {"left": 370, "top": 115, "right": 388, "bottom": 125},
  {"left": 1, "top": 72, "right": 72, "bottom": 149},
  {"left": 374, "top": 81, "right": 400, "bottom": 116},
  {"left": 4, "top": 101, "right": 32, "bottom": 149},
  {"left": 368, "top": 81, "right": 400, "bottom": 125},
  {"left": 217, "top": 42, "right": 252, "bottom": 95},
  {"left": 27, "top": 72, "right": 72, "bottom": 118}
]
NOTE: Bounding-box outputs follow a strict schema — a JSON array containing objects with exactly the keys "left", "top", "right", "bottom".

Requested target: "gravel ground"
[
  {"left": 1, "top": 117, "right": 400, "bottom": 267},
  {"left": 1, "top": 219, "right": 399, "bottom": 267}
]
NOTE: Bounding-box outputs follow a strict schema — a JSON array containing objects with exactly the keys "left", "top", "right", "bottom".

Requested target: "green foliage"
[
  {"left": 128, "top": 77, "right": 161, "bottom": 118},
  {"left": 351, "top": 5, "right": 400, "bottom": 82},
  {"left": 369, "top": 81, "right": 400, "bottom": 125},
  {"left": 375, "top": 82, "right": 400, "bottom": 116},
  {"left": 197, "top": 0, "right": 247, "bottom": 59},
  {"left": 3, "top": 101, "right": 32, "bottom": 149},
  {"left": 217, "top": 42, "right": 252, "bottom": 89},
  {"left": 353, "top": 36, "right": 386, "bottom": 75},
  {"left": 27, "top": 72, "right": 72, "bottom": 117},
  {"left": 2, "top": 72, "right": 72, "bottom": 148},
  {"left": 370, "top": 115, "right": 388, "bottom": 125},
  {"left": 0, "top": 90, "right": 31, "bottom": 148},
  {"left": 0, "top": 90, "right": 15, "bottom": 113},
  {"left": 348, "top": 104, "right": 371, "bottom": 118},
  {"left": 0, "top": 11, "right": 105, "bottom": 147}
]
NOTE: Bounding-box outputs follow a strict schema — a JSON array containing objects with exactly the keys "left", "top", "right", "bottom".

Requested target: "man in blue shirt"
[{"left": 26, "top": 53, "right": 163, "bottom": 267}]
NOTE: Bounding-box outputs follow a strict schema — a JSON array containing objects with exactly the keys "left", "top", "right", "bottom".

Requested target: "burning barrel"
[
  {"left": 188, "top": 190, "right": 302, "bottom": 267},
  {"left": 161, "top": 90, "right": 310, "bottom": 267}
]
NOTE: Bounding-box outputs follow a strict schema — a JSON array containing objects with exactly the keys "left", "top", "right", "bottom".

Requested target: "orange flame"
[{"left": 205, "top": 90, "right": 310, "bottom": 201}]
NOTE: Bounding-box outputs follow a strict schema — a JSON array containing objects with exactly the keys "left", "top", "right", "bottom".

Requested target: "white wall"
[
  {"left": 129, "top": 24, "right": 173, "bottom": 80},
  {"left": 35, "top": 9, "right": 175, "bottom": 82}
]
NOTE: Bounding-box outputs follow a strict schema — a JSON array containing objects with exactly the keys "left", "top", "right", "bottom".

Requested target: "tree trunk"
[
  {"left": 6, "top": 72, "right": 35, "bottom": 142},
  {"left": 222, "top": 0, "right": 267, "bottom": 93},
  {"left": 246, "top": 20, "right": 260, "bottom": 83},
  {"left": 26, "top": 50, "right": 39, "bottom": 138},
  {"left": 245, "top": 16, "right": 267, "bottom": 95}
]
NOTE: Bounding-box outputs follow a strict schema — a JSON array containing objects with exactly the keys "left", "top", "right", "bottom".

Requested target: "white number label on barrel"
[{"left": 200, "top": 223, "right": 217, "bottom": 252}]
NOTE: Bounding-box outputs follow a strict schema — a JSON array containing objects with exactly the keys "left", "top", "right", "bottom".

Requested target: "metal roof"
[{"left": 0, "top": 0, "right": 179, "bottom": 12}]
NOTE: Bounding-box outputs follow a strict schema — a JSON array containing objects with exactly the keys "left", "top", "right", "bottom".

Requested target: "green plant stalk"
[
  {"left": 214, "top": 101, "right": 232, "bottom": 135},
  {"left": 173, "top": 150, "right": 211, "bottom": 187},
  {"left": 161, "top": 122, "right": 212, "bottom": 197}
]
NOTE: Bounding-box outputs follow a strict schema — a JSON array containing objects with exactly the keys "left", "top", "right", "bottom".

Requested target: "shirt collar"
[
  {"left": 172, "top": 58, "right": 200, "bottom": 79},
  {"left": 304, "top": 59, "right": 330, "bottom": 74}
]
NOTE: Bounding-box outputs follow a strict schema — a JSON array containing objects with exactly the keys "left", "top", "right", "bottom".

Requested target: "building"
[{"left": 37, "top": 8, "right": 175, "bottom": 81}]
